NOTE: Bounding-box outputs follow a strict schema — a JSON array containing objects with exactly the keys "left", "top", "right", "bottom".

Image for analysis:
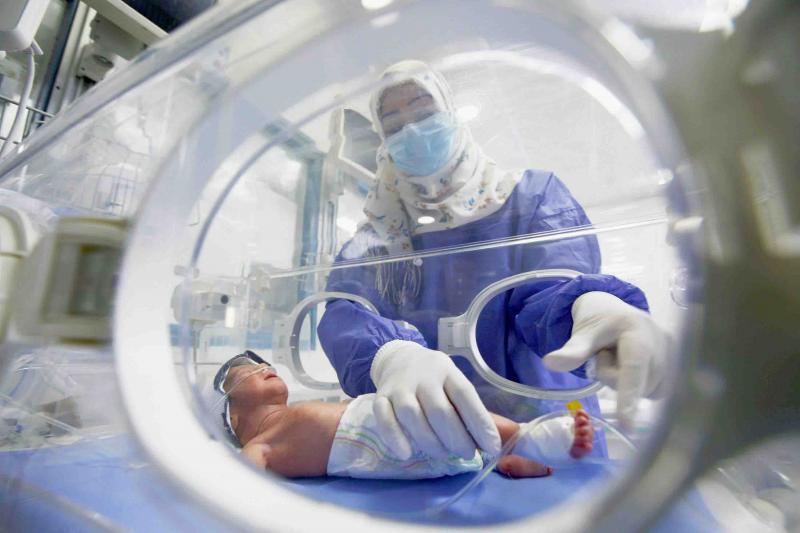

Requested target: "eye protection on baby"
[
  {"left": 213, "top": 350, "right": 273, "bottom": 395},
  {"left": 213, "top": 350, "right": 274, "bottom": 447}
]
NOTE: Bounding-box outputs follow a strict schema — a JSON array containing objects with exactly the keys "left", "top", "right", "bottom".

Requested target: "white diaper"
[
  {"left": 326, "top": 394, "right": 484, "bottom": 479},
  {"left": 511, "top": 416, "right": 579, "bottom": 468}
]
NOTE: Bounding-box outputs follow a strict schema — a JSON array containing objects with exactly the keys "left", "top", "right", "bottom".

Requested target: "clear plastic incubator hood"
[{"left": 0, "top": 0, "right": 797, "bottom": 531}]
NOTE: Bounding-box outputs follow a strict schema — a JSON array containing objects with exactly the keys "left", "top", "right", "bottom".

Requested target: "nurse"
[{"left": 318, "top": 60, "right": 668, "bottom": 461}]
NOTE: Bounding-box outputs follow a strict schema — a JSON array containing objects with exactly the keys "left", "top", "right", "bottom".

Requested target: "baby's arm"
[
  {"left": 241, "top": 442, "right": 270, "bottom": 469},
  {"left": 243, "top": 401, "right": 347, "bottom": 477}
]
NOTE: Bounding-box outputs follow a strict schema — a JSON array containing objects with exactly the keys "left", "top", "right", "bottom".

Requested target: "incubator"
[{"left": 0, "top": 0, "right": 797, "bottom": 531}]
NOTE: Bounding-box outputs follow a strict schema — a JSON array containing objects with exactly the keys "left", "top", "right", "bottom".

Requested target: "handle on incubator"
[
  {"left": 272, "top": 291, "right": 378, "bottom": 390},
  {"left": 437, "top": 269, "right": 603, "bottom": 400}
]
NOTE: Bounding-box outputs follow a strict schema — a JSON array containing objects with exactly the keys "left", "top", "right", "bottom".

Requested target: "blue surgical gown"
[{"left": 318, "top": 170, "right": 649, "bottom": 425}]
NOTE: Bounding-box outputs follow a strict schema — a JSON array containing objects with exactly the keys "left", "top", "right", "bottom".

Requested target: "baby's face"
[{"left": 225, "top": 363, "right": 289, "bottom": 413}]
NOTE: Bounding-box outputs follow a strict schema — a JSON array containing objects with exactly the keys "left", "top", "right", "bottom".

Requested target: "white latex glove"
[
  {"left": 370, "top": 340, "right": 502, "bottom": 460},
  {"left": 542, "top": 291, "right": 669, "bottom": 430}
]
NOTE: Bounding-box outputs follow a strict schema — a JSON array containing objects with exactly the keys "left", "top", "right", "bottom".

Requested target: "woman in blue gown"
[{"left": 318, "top": 61, "right": 666, "bottom": 461}]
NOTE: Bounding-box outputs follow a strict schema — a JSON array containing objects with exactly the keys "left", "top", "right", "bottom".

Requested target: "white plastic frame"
[{"left": 438, "top": 269, "right": 602, "bottom": 400}]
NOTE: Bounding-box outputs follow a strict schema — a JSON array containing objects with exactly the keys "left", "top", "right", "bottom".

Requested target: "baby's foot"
[
  {"left": 496, "top": 455, "right": 553, "bottom": 478},
  {"left": 569, "top": 409, "right": 594, "bottom": 459}
]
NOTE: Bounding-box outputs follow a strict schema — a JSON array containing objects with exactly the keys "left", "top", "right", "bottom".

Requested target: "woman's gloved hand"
[
  {"left": 370, "top": 340, "right": 502, "bottom": 460},
  {"left": 542, "top": 291, "right": 670, "bottom": 430}
]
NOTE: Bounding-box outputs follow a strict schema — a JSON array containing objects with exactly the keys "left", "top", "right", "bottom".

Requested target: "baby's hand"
[{"left": 242, "top": 442, "right": 271, "bottom": 469}]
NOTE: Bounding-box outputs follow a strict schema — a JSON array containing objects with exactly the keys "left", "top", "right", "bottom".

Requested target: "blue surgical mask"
[{"left": 385, "top": 112, "right": 457, "bottom": 176}]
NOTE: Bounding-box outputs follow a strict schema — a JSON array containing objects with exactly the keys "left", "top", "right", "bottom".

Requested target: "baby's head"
[{"left": 214, "top": 351, "right": 289, "bottom": 445}]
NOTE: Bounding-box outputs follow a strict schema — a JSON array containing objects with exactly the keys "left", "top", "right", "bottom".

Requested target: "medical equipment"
[
  {"left": 0, "top": 0, "right": 48, "bottom": 156},
  {"left": 327, "top": 107, "right": 380, "bottom": 184},
  {"left": 273, "top": 292, "right": 377, "bottom": 390},
  {"left": 0, "top": 0, "right": 47, "bottom": 52},
  {"left": 11, "top": 216, "right": 126, "bottom": 341},
  {"left": 75, "top": 15, "right": 143, "bottom": 84},
  {"left": 0, "top": 0, "right": 797, "bottom": 531},
  {"left": 0, "top": 207, "right": 31, "bottom": 340},
  {"left": 439, "top": 269, "right": 604, "bottom": 400}
]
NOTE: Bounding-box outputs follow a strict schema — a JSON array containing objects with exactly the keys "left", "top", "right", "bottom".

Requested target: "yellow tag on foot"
[{"left": 566, "top": 400, "right": 583, "bottom": 415}]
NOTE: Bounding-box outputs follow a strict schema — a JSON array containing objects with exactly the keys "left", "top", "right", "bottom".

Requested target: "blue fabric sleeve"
[
  {"left": 317, "top": 227, "right": 427, "bottom": 397},
  {"left": 514, "top": 274, "right": 649, "bottom": 378},
  {"left": 318, "top": 299, "right": 427, "bottom": 397},
  {"left": 508, "top": 172, "right": 648, "bottom": 378},
  {"left": 517, "top": 171, "right": 601, "bottom": 275}
]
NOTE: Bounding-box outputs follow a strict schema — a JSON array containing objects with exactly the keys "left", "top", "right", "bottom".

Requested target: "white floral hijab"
[{"left": 363, "top": 60, "right": 522, "bottom": 254}]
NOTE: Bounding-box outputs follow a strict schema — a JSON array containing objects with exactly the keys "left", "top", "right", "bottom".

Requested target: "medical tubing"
[
  {"left": 424, "top": 410, "right": 637, "bottom": 517},
  {"left": 0, "top": 42, "right": 39, "bottom": 158},
  {"left": 0, "top": 392, "right": 83, "bottom": 436}
]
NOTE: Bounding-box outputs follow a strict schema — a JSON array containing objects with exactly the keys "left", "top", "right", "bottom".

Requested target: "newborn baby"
[{"left": 219, "top": 355, "right": 594, "bottom": 479}]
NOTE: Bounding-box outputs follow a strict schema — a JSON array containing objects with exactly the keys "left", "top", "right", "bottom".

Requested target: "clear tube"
[
  {"left": 0, "top": 392, "right": 83, "bottom": 438},
  {"left": 424, "top": 410, "right": 636, "bottom": 517}
]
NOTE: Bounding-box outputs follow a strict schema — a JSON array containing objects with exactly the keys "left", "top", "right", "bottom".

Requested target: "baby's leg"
[
  {"left": 522, "top": 409, "right": 594, "bottom": 466},
  {"left": 494, "top": 409, "right": 595, "bottom": 469},
  {"left": 492, "top": 413, "right": 551, "bottom": 478}
]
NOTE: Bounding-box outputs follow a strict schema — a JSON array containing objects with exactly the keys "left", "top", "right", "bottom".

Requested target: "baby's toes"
[
  {"left": 570, "top": 437, "right": 593, "bottom": 456},
  {"left": 574, "top": 411, "right": 594, "bottom": 439},
  {"left": 575, "top": 425, "right": 592, "bottom": 440},
  {"left": 570, "top": 413, "right": 594, "bottom": 459}
]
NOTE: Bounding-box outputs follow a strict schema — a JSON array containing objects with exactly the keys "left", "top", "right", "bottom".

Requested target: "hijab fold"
[{"left": 361, "top": 60, "right": 523, "bottom": 304}]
